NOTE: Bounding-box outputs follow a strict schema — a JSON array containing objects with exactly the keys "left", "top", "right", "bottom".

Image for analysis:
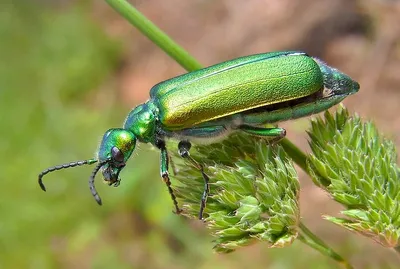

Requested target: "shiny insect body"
[{"left": 38, "top": 51, "right": 359, "bottom": 219}]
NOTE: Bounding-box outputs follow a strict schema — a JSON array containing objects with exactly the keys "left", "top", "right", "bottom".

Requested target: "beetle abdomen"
[{"left": 156, "top": 52, "right": 323, "bottom": 130}]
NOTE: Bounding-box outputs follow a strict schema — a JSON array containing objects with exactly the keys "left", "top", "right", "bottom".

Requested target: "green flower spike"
[
  {"left": 170, "top": 134, "right": 300, "bottom": 253},
  {"left": 307, "top": 105, "right": 400, "bottom": 250}
]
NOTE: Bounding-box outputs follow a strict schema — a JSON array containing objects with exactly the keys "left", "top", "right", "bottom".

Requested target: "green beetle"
[{"left": 38, "top": 51, "right": 359, "bottom": 219}]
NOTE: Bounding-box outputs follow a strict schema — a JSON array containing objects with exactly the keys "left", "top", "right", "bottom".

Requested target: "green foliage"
[
  {"left": 171, "top": 135, "right": 300, "bottom": 253},
  {"left": 0, "top": 2, "right": 122, "bottom": 102},
  {"left": 0, "top": 2, "right": 125, "bottom": 268},
  {"left": 307, "top": 106, "right": 400, "bottom": 248}
]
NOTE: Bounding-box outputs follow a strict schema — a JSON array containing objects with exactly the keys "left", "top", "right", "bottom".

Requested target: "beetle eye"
[{"left": 111, "top": 146, "right": 124, "bottom": 163}]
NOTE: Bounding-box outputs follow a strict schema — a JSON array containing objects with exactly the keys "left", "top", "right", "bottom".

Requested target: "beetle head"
[
  {"left": 96, "top": 128, "right": 136, "bottom": 188},
  {"left": 38, "top": 128, "right": 136, "bottom": 206}
]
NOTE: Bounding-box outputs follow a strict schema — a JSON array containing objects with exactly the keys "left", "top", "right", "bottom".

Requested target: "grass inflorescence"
[
  {"left": 307, "top": 106, "right": 400, "bottom": 249},
  {"left": 170, "top": 135, "right": 300, "bottom": 253}
]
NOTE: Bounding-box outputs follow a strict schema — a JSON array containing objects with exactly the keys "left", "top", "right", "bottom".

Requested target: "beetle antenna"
[
  {"left": 38, "top": 159, "right": 98, "bottom": 191},
  {"left": 88, "top": 159, "right": 109, "bottom": 206}
]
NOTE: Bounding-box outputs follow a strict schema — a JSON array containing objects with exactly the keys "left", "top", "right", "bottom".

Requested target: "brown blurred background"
[{"left": 1, "top": 0, "right": 399, "bottom": 268}]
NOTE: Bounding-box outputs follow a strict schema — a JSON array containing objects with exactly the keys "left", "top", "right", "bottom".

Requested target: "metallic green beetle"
[{"left": 38, "top": 51, "right": 359, "bottom": 219}]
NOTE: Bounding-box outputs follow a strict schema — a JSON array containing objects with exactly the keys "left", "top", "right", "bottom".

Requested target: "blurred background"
[{"left": 1, "top": 0, "right": 399, "bottom": 268}]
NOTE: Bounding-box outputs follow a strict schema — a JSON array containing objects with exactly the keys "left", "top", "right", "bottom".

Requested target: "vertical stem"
[
  {"left": 105, "top": 0, "right": 202, "bottom": 72},
  {"left": 299, "top": 222, "right": 353, "bottom": 269},
  {"left": 280, "top": 138, "right": 308, "bottom": 172}
]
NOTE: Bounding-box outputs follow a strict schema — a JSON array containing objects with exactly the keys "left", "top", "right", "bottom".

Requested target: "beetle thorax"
[{"left": 123, "top": 102, "right": 157, "bottom": 143}]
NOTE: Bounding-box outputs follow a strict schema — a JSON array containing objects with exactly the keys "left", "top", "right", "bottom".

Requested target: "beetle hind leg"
[
  {"left": 238, "top": 125, "right": 286, "bottom": 143},
  {"left": 178, "top": 141, "right": 210, "bottom": 221}
]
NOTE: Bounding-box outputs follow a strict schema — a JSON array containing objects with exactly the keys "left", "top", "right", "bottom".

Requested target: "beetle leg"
[
  {"left": 178, "top": 140, "right": 210, "bottom": 221},
  {"left": 156, "top": 140, "right": 182, "bottom": 215},
  {"left": 238, "top": 125, "right": 286, "bottom": 144}
]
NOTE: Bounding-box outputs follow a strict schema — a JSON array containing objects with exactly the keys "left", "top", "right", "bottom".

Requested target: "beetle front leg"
[
  {"left": 178, "top": 141, "right": 210, "bottom": 221},
  {"left": 156, "top": 140, "right": 182, "bottom": 215}
]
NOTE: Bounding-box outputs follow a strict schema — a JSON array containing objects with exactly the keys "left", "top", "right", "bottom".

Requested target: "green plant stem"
[
  {"left": 105, "top": 0, "right": 202, "bottom": 72},
  {"left": 299, "top": 222, "right": 353, "bottom": 269},
  {"left": 280, "top": 138, "right": 308, "bottom": 171},
  {"left": 105, "top": 1, "right": 352, "bottom": 267}
]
